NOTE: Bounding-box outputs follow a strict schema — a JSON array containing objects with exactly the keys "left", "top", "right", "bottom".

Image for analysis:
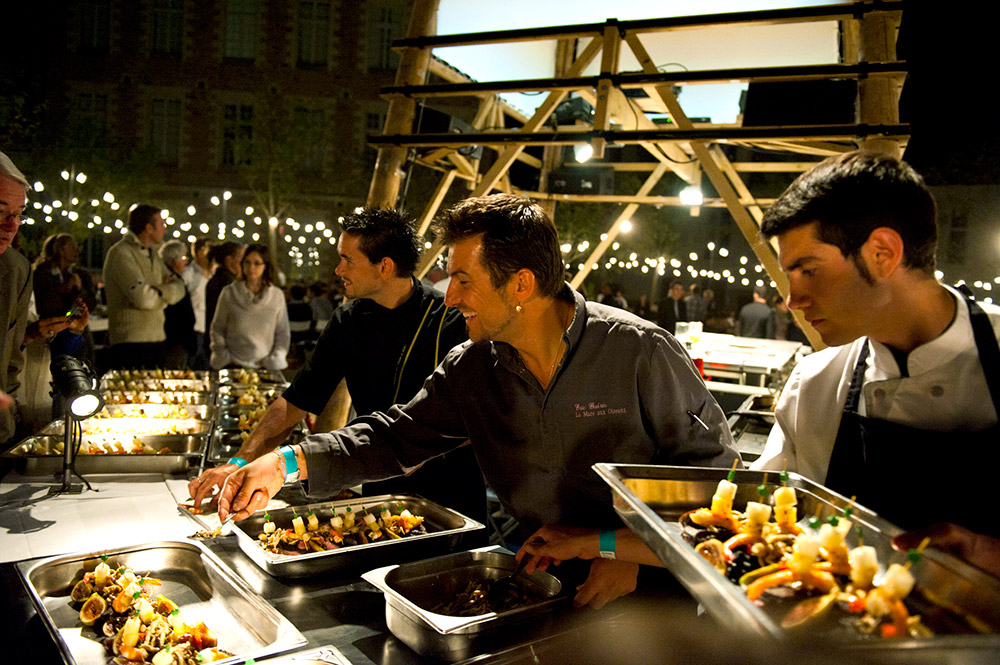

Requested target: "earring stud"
[{"left": 515, "top": 304, "right": 522, "bottom": 313}]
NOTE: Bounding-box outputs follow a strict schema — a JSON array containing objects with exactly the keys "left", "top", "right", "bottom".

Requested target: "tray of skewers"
[
  {"left": 216, "top": 368, "right": 288, "bottom": 386},
  {"left": 102, "top": 369, "right": 212, "bottom": 382},
  {"left": 6, "top": 434, "right": 207, "bottom": 475},
  {"left": 214, "top": 385, "right": 284, "bottom": 408},
  {"left": 104, "top": 391, "right": 213, "bottom": 406},
  {"left": 593, "top": 464, "right": 1000, "bottom": 660},
  {"left": 231, "top": 495, "right": 485, "bottom": 578},
  {"left": 17, "top": 540, "right": 305, "bottom": 665},
  {"left": 93, "top": 404, "right": 217, "bottom": 421}
]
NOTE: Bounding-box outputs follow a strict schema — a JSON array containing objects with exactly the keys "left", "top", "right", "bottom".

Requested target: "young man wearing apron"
[{"left": 753, "top": 151, "right": 1000, "bottom": 577}]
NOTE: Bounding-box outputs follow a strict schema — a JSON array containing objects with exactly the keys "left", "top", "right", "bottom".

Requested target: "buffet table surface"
[{"left": 0, "top": 469, "right": 705, "bottom": 664}]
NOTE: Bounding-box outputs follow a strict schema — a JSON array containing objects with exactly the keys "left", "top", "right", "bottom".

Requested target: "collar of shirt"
[
  {"left": 868, "top": 285, "right": 969, "bottom": 379},
  {"left": 492, "top": 283, "right": 581, "bottom": 378}
]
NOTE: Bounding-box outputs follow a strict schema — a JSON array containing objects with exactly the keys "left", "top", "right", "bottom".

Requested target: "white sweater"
[
  {"left": 103, "top": 233, "right": 185, "bottom": 345},
  {"left": 209, "top": 282, "right": 290, "bottom": 370}
]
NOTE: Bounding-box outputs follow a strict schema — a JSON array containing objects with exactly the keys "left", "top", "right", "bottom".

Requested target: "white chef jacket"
[{"left": 753, "top": 285, "right": 1000, "bottom": 482}]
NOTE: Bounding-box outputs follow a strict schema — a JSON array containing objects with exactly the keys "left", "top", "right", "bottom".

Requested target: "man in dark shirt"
[
  {"left": 656, "top": 280, "right": 687, "bottom": 334},
  {"left": 190, "top": 208, "right": 484, "bottom": 523},
  {"left": 738, "top": 286, "right": 776, "bottom": 338},
  {"left": 218, "top": 195, "right": 740, "bottom": 609}
]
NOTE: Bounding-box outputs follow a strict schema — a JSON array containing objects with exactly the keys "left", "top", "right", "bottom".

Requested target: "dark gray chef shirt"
[{"left": 300, "top": 284, "right": 741, "bottom": 533}]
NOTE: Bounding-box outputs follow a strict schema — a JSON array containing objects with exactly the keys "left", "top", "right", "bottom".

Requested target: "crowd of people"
[
  {"left": 2, "top": 146, "right": 999, "bottom": 609},
  {"left": 595, "top": 277, "right": 809, "bottom": 344}
]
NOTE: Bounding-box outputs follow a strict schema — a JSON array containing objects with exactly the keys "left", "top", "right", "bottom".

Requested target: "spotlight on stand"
[{"left": 49, "top": 355, "right": 104, "bottom": 495}]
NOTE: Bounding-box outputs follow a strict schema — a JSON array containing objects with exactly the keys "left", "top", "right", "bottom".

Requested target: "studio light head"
[{"left": 50, "top": 355, "right": 104, "bottom": 419}]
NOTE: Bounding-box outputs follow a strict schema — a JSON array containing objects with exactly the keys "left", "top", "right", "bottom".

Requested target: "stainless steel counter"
[{"left": 0, "top": 468, "right": 704, "bottom": 664}]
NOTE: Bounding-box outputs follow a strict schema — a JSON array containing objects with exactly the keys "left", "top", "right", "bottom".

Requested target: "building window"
[
  {"left": 368, "top": 3, "right": 404, "bottom": 72},
  {"left": 366, "top": 112, "right": 385, "bottom": 134},
  {"left": 293, "top": 107, "right": 326, "bottom": 170},
  {"left": 225, "top": 0, "right": 257, "bottom": 60},
  {"left": 79, "top": 0, "right": 111, "bottom": 53},
  {"left": 298, "top": 1, "right": 329, "bottom": 66},
  {"left": 153, "top": 0, "right": 184, "bottom": 56},
  {"left": 73, "top": 93, "right": 109, "bottom": 135},
  {"left": 151, "top": 99, "right": 181, "bottom": 165},
  {"left": 222, "top": 103, "right": 254, "bottom": 166}
]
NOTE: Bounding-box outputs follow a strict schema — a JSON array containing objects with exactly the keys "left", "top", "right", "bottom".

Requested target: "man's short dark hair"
[
  {"left": 128, "top": 204, "right": 161, "bottom": 235},
  {"left": 339, "top": 207, "right": 421, "bottom": 277},
  {"left": 290, "top": 284, "right": 307, "bottom": 300},
  {"left": 192, "top": 236, "right": 211, "bottom": 255},
  {"left": 760, "top": 151, "right": 938, "bottom": 276},
  {"left": 438, "top": 194, "right": 563, "bottom": 298},
  {"left": 308, "top": 281, "right": 326, "bottom": 296}
]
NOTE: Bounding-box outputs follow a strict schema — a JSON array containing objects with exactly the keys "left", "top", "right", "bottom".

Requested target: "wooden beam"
[
  {"left": 590, "top": 22, "right": 622, "bottom": 159},
  {"left": 709, "top": 145, "right": 764, "bottom": 223},
  {"left": 858, "top": 9, "right": 903, "bottom": 156},
  {"left": 416, "top": 169, "right": 456, "bottom": 236},
  {"left": 382, "top": 61, "right": 907, "bottom": 99},
  {"left": 372, "top": 124, "right": 909, "bottom": 147},
  {"left": 414, "top": 37, "right": 604, "bottom": 280},
  {"left": 366, "top": 0, "right": 439, "bottom": 208},
  {"left": 559, "top": 161, "right": 817, "bottom": 173},
  {"left": 471, "top": 35, "right": 603, "bottom": 197},
  {"left": 625, "top": 31, "right": 824, "bottom": 349},
  {"left": 392, "top": 3, "right": 902, "bottom": 50},
  {"left": 570, "top": 162, "right": 671, "bottom": 289},
  {"left": 517, "top": 191, "right": 778, "bottom": 206}
]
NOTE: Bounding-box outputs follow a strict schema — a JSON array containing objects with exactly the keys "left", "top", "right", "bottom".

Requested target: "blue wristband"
[
  {"left": 599, "top": 530, "right": 616, "bottom": 559},
  {"left": 278, "top": 445, "right": 298, "bottom": 477},
  {"left": 226, "top": 457, "right": 248, "bottom": 468}
]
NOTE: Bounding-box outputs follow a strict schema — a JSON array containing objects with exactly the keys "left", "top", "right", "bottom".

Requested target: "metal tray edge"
[{"left": 15, "top": 539, "right": 307, "bottom": 665}]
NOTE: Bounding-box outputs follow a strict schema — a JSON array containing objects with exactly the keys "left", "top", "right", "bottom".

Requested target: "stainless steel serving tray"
[
  {"left": 233, "top": 494, "right": 485, "bottom": 578},
  {"left": 206, "top": 428, "right": 248, "bottom": 464},
  {"left": 5, "top": 434, "right": 206, "bottom": 475},
  {"left": 102, "top": 369, "right": 213, "bottom": 381},
  {"left": 206, "top": 427, "right": 305, "bottom": 464},
  {"left": 594, "top": 464, "right": 1000, "bottom": 661},
  {"left": 215, "top": 385, "right": 284, "bottom": 407},
  {"left": 103, "top": 390, "right": 214, "bottom": 405},
  {"left": 215, "top": 406, "right": 306, "bottom": 432},
  {"left": 95, "top": 403, "right": 216, "bottom": 420},
  {"left": 40, "top": 417, "right": 212, "bottom": 437},
  {"left": 101, "top": 378, "right": 215, "bottom": 392},
  {"left": 217, "top": 368, "right": 288, "bottom": 385},
  {"left": 17, "top": 539, "right": 305, "bottom": 665},
  {"left": 363, "top": 549, "right": 564, "bottom": 662}
]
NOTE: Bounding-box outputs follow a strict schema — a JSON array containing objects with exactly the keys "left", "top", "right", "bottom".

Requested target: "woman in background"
[
  {"left": 210, "top": 243, "right": 289, "bottom": 370},
  {"left": 205, "top": 241, "right": 244, "bottom": 330},
  {"left": 32, "top": 233, "right": 97, "bottom": 363}
]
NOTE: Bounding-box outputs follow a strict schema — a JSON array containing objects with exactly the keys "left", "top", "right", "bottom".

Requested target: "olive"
[
  {"left": 71, "top": 579, "right": 94, "bottom": 604},
  {"left": 726, "top": 549, "right": 762, "bottom": 584},
  {"left": 80, "top": 592, "right": 108, "bottom": 626}
]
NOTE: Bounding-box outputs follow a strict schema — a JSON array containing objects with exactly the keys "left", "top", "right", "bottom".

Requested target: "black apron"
[{"left": 824, "top": 294, "right": 1000, "bottom": 536}]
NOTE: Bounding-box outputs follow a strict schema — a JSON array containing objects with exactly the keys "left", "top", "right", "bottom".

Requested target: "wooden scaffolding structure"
[{"left": 364, "top": 0, "right": 906, "bottom": 349}]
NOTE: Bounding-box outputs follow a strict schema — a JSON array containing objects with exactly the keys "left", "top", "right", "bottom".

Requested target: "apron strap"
[
  {"left": 961, "top": 293, "right": 1000, "bottom": 415},
  {"left": 843, "top": 342, "right": 870, "bottom": 414}
]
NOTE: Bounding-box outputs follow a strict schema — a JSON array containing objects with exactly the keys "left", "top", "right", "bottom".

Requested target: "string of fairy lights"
[{"left": 16, "top": 169, "right": 998, "bottom": 303}]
